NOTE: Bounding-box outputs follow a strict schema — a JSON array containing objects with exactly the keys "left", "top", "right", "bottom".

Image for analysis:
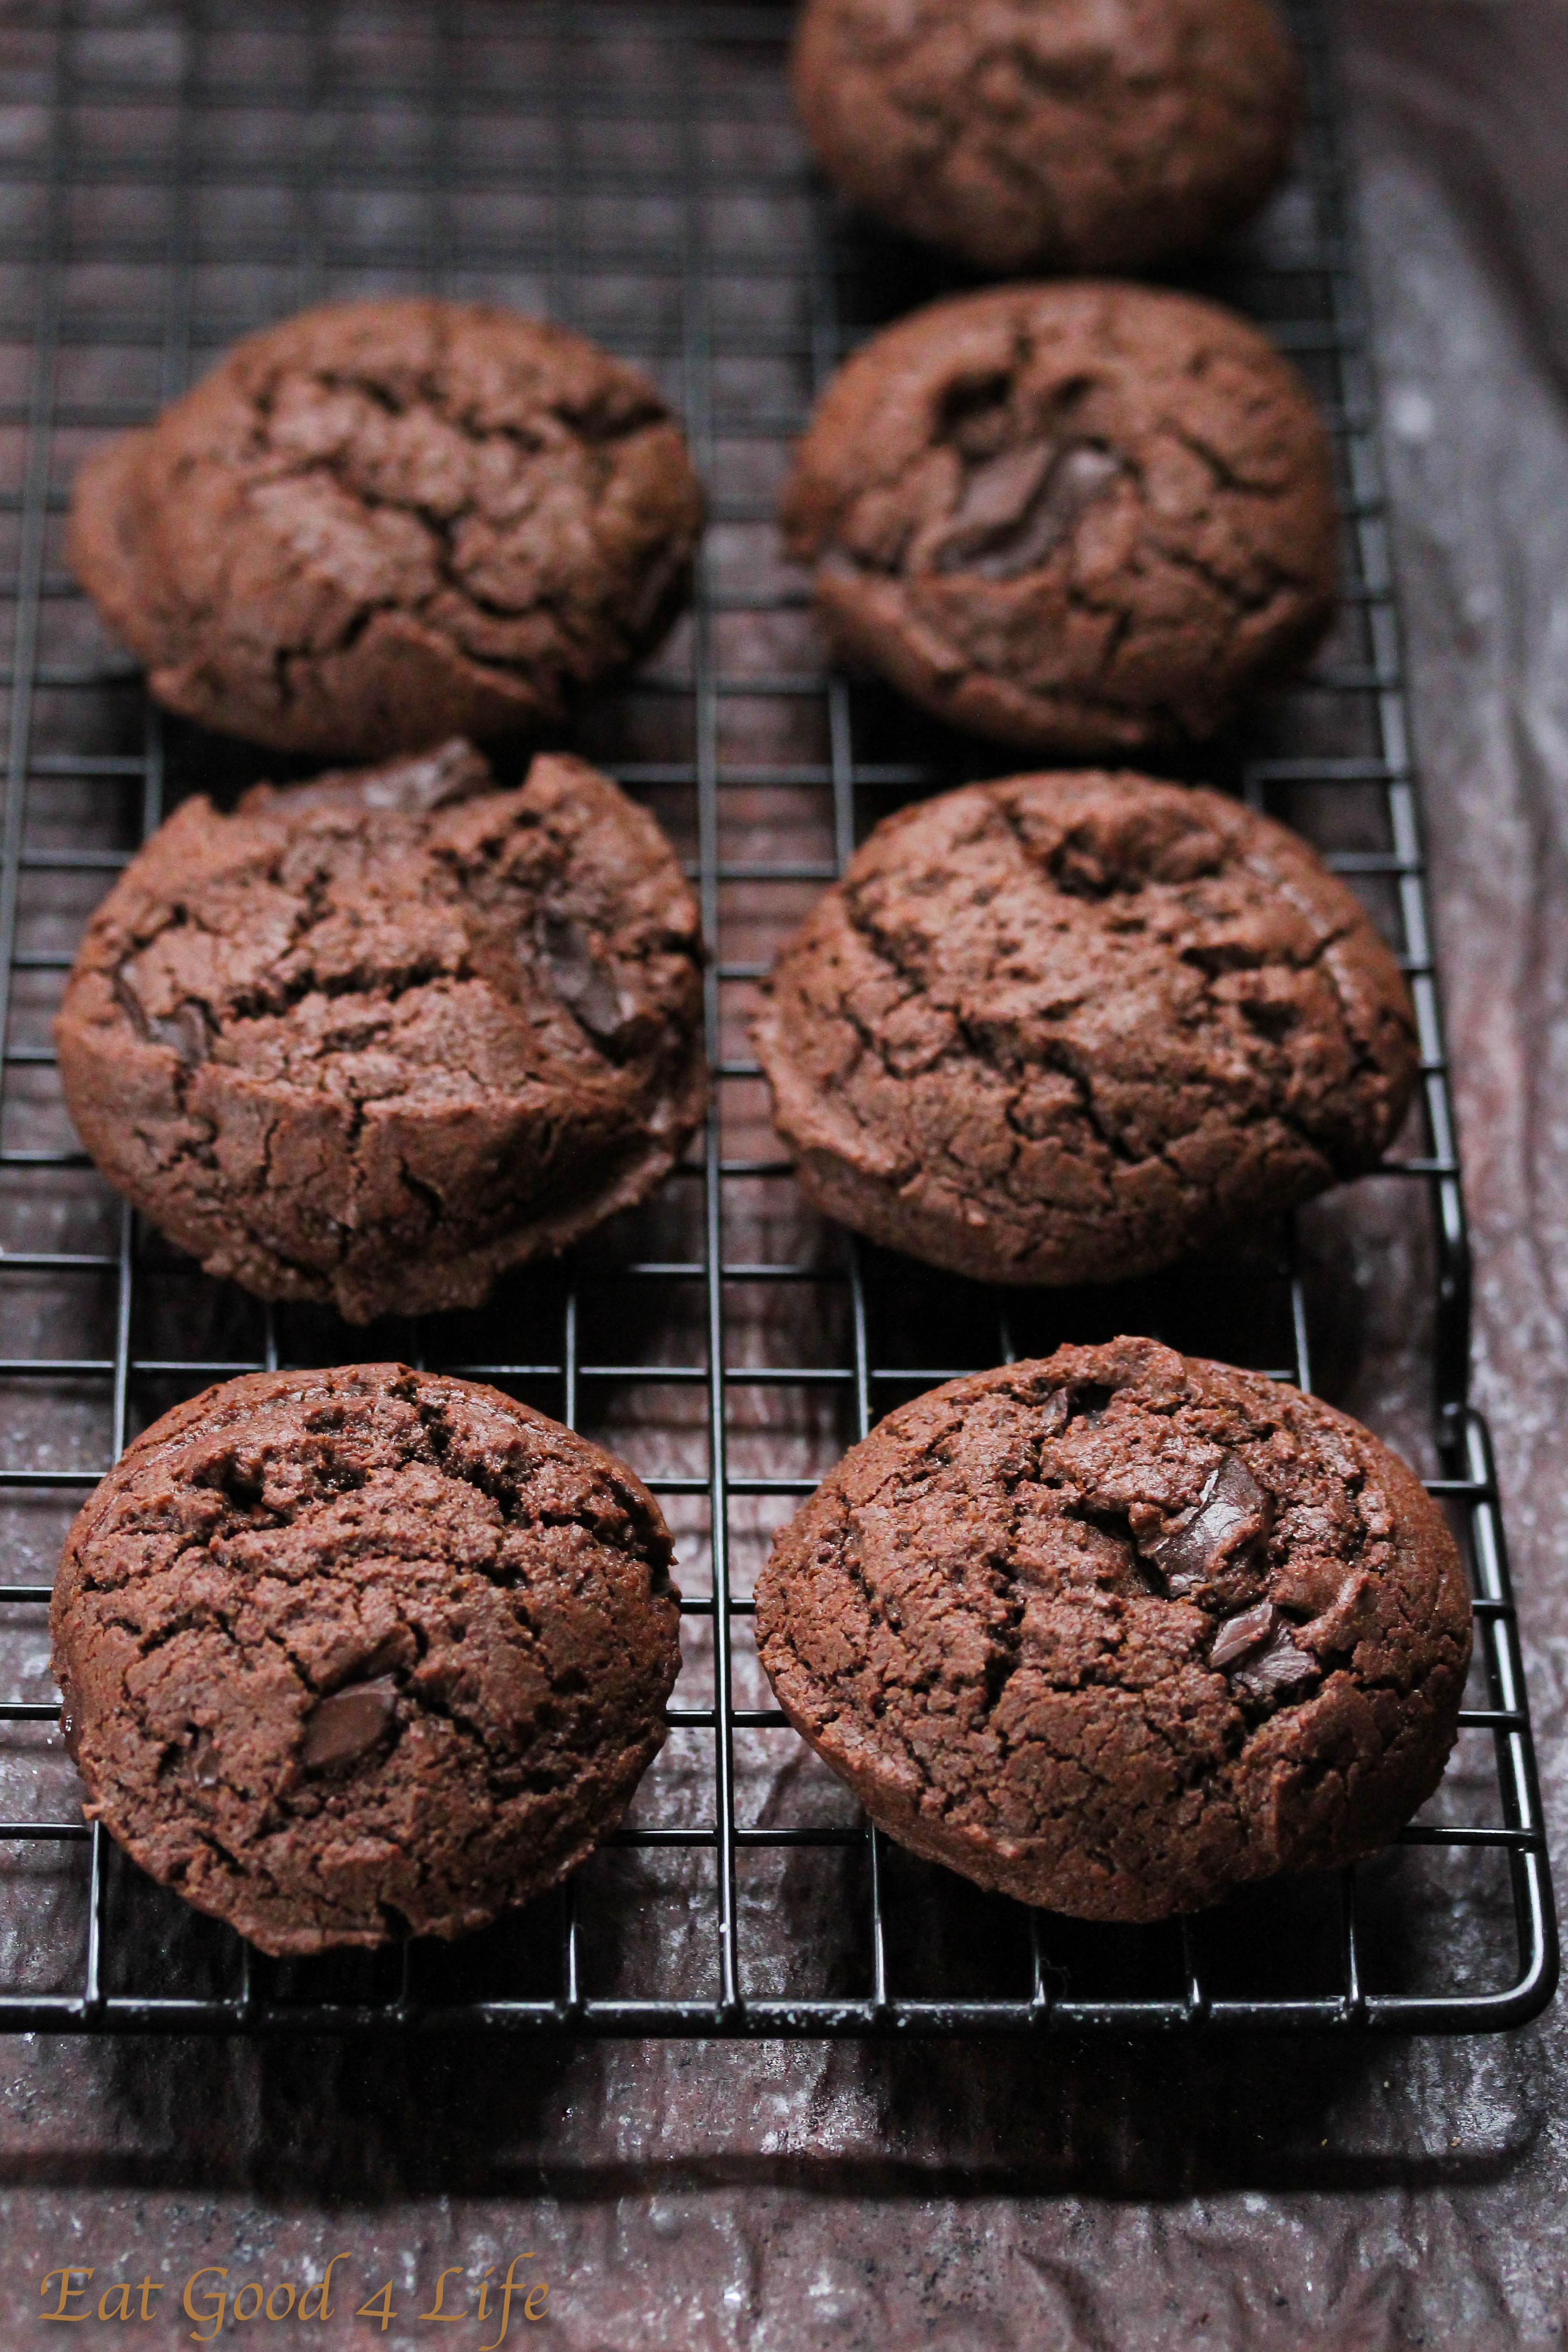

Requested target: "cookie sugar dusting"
[
  {"left": 51, "top": 1365, "right": 683, "bottom": 1956},
  {"left": 55, "top": 739, "right": 706, "bottom": 1322},
  {"left": 753, "top": 768, "right": 1417, "bottom": 1287},
  {"left": 756, "top": 1339, "right": 1471, "bottom": 1922},
  {"left": 69, "top": 297, "right": 705, "bottom": 758}
]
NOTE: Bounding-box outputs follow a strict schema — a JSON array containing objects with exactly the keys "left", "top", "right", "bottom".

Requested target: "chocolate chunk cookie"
[
  {"left": 55, "top": 738, "right": 705, "bottom": 1322},
  {"left": 69, "top": 298, "right": 704, "bottom": 758},
  {"left": 756, "top": 1339, "right": 1471, "bottom": 1920},
  {"left": 793, "top": 0, "right": 1301, "bottom": 277},
  {"left": 753, "top": 770, "right": 1416, "bottom": 1285},
  {"left": 52, "top": 1364, "right": 682, "bottom": 1955},
  {"left": 781, "top": 284, "right": 1338, "bottom": 757}
]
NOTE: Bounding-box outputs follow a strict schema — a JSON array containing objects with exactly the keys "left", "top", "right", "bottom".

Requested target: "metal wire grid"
[{"left": 0, "top": 0, "right": 1553, "bottom": 2034}]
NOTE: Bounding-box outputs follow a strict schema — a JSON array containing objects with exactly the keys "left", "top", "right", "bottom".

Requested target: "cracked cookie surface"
[
  {"left": 792, "top": 0, "right": 1301, "bottom": 277},
  {"left": 69, "top": 298, "right": 704, "bottom": 758},
  {"left": 752, "top": 769, "right": 1416, "bottom": 1286},
  {"left": 781, "top": 283, "right": 1338, "bottom": 757},
  {"left": 755, "top": 1339, "right": 1470, "bottom": 1921},
  {"left": 55, "top": 738, "right": 706, "bottom": 1322},
  {"left": 51, "top": 1364, "right": 682, "bottom": 1955}
]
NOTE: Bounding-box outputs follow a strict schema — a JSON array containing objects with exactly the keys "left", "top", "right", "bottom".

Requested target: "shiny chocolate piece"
[
  {"left": 932, "top": 443, "right": 1125, "bottom": 581},
  {"left": 1210, "top": 1599, "right": 1276, "bottom": 1669},
  {"left": 1143, "top": 1451, "right": 1273, "bottom": 1596},
  {"left": 114, "top": 972, "right": 211, "bottom": 1069},
  {"left": 537, "top": 910, "right": 632, "bottom": 1043},
  {"left": 1038, "top": 1387, "right": 1072, "bottom": 1437},
  {"left": 301, "top": 1676, "right": 400, "bottom": 1773},
  {"left": 1233, "top": 1625, "right": 1319, "bottom": 1706}
]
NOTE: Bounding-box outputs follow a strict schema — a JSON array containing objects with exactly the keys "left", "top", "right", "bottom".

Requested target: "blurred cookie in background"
[
  {"left": 70, "top": 298, "right": 705, "bottom": 759},
  {"left": 793, "top": 0, "right": 1301, "bottom": 277}
]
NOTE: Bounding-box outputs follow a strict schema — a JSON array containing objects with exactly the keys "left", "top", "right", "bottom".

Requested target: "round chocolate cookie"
[
  {"left": 69, "top": 298, "right": 704, "bottom": 758},
  {"left": 781, "top": 283, "right": 1338, "bottom": 757},
  {"left": 792, "top": 0, "right": 1301, "bottom": 277},
  {"left": 51, "top": 1364, "right": 682, "bottom": 1955},
  {"left": 753, "top": 769, "right": 1416, "bottom": 1286},
  {"left": 56, "top": 738, "right": 706, "bottom": 1322},
  {"left": 757, "top": 1339, "right": 1471, "bottom": 1921}
]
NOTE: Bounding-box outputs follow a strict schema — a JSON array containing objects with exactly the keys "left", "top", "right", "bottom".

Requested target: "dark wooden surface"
[{"left": 1, "top": 3, "right": 1565, "bottom": 2344}]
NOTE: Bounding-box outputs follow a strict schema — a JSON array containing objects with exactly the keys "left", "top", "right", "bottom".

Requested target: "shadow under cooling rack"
[{"left": 0, "top": 0, "right": 1553, "bottom": 2036}]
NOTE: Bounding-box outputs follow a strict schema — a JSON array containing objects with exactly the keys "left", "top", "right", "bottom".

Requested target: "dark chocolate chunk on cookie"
[
  {"left": 755, "top": 1340, "right": 1471, "bottom": 1921},
  {"left": 753, "top": 768, "right": 1416, "bottom": 1287},
  {"left": 55, "top": 739, "right": 706, "bottom": 1322},
  {"left": 792, "top": 0, "right": 1301, "bottom": 277},
  {"left": 69, "top": 298, "right": 705, "bottom": 758},
  {"left": 781, "top": 283, "right": 1338, "bottom": 758},
  {"left": 51, "top": 1365, "right": 683, "bottom": 1955}
]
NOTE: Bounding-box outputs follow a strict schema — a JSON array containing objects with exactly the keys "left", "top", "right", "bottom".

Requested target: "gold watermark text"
[{"left": 39, "top": 2254, "right": 547, "bottom": 2344}]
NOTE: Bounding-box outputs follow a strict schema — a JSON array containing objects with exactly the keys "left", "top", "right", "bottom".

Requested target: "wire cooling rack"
[{"left": 0, "top": 0, "right": 1554, "bottom": 2036}]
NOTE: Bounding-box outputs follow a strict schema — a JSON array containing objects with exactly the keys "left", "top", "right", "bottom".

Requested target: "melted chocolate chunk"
[
  {"left": 1143, "top": 1451, "right": 1273, "bottom": 1596},
  {"left": 933, "top": 441, "right": 1124, "bottom": 579},
  {"left": 115, "top": 974, "right": 212, "bottom": 1069},
  {"left": 301, "top": 1675, "right": 399, "bottom": 1773},
  {"left": 537, "top": 909, "right": 630, "bottom": 1041},
  {"left": 1233, "top": 1626, "right": 1318, "bottom": 1707},
  {"left": 1210, "top": 1598, "right": 1275, "bottom": 1668},
  {"left": 1038, "top": 1387, "right": 1071, "bottom": 1437},
  {"left": 148, "top": 1002, "right": 213, "bottom": 1068}
]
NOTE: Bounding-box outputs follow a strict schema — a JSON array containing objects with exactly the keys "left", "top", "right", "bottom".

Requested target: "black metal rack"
[{"left": 0, "top": 0, "right": 1553, "bottom": 2035}]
